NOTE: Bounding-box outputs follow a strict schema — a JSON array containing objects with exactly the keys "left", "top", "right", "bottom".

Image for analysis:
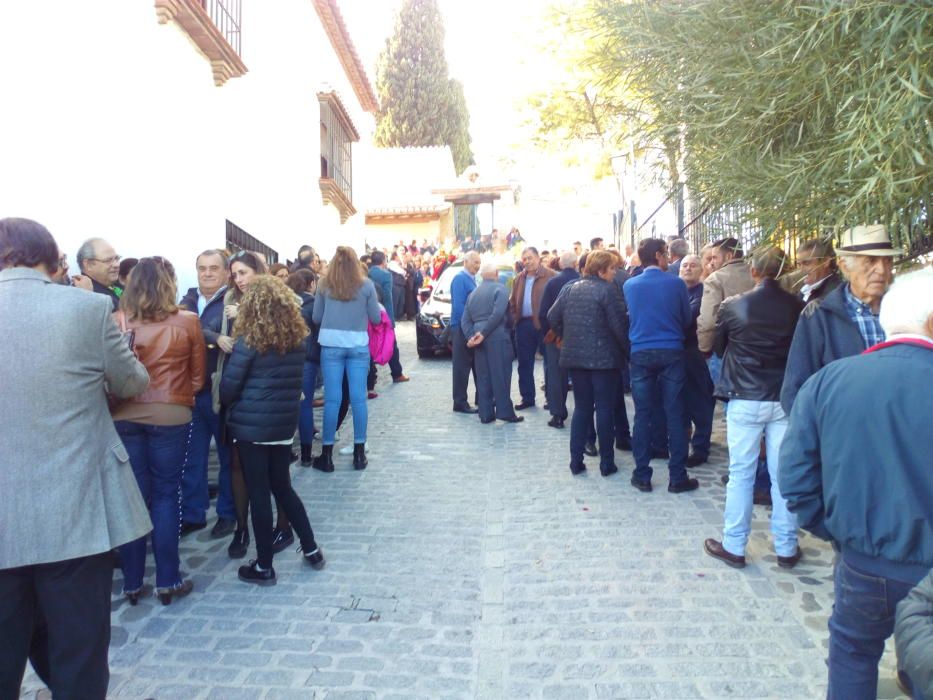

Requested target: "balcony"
[{"left": 155, "top": 0, "right": 247, "bottom": 86}]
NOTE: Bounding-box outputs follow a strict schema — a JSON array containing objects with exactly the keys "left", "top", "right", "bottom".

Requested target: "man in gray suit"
[
  {"left": 462, "top": 261, "right": 523, "bottom": 424},
  {"left": 0, "top": 218, "right": 151, "bottom": 699}
]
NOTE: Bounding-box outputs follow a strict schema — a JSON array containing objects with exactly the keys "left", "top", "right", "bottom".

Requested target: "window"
[
  {"left": 155, "top": 0, "right": 246, "bottom": 86},
  {"left": 318, "top": 91, "right": 359, "bottom": 223}
]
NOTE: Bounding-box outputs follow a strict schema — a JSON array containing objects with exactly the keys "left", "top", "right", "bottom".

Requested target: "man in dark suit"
[{"left": 0, "top": 218, "right": 150, "bottom": 699}]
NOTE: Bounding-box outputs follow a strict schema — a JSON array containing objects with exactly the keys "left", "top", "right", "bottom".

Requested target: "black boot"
[
  {"left": 300, "top": 443, "right": 312, "bottom": 467},
  {"left": 353, "top": 443, "right": 368, "bottom": 470},
  {"left": 313, "top": 444, "right": 334, "bottom": 473}
]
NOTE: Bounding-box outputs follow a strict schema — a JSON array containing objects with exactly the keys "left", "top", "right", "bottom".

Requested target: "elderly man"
[
  {"left": 539, "top": 250, "right": 580, "bottom": 428},
  {"left": 508, "top": 246, "right": 555, "bottom": 409},
  {"left": 463, "top": 261, "right": 522, "bottom": 423},
  {"left": 667, "top": 237, "right": 689, "bottom": 277},
  {"left": 703, "top": 248, "right": 804, "bottom": 569},
  {"left": 796, "top": 238, "right": 842, "bottom": 303},
  {"left": 0, "top": 218, "right": 150, "bottom": 698},
  {"left": 179, "top": 249, "right": 237, "bottom": 538},
  {"left": 780, "top": 267, "right": 933, "bottom": 700},
  {"left": 679, "top": 254, "right": 715, "bottom": 465},
  {"left": 450, "top": 250, "right": 481, "bottom": 413},
  {"left": 76, "top": 237, "right": 122, "bottom": 310},
  {"left": 781, "top": 224, "right": 899, "bottom": 413}
]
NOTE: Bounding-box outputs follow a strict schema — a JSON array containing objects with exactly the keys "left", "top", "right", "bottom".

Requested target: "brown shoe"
[
  {"left": 704, "top": 539, "right": 746, "bottom": 568},
  {"left": 312, "top": 398, "right": 324, "bottom": 408},
  {"left": 392, "top": 375, "right": 410, "bottom": 383},
  {"left": 777, "top": 548, "right": 802, "bottom": 569}
]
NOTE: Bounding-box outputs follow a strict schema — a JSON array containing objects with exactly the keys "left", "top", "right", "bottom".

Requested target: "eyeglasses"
[{"left": 89, "top": 255, "right": 120, "bottom": 265}]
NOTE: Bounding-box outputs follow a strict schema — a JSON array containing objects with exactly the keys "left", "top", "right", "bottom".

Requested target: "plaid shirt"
[{"left": 843, "top": 284, "right": 885, "bottom": 349}]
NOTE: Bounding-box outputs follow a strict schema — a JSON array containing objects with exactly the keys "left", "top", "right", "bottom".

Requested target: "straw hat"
[{"left": 835, "top": 224, "right": 903, "bottom": 257}]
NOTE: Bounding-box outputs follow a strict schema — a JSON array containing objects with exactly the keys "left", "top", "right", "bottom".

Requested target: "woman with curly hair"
[
  {"left": 112, "top": 256, "right": 206, "bottom": 604},
  {"left": 220, "top": 275, "right": 325, "bottom": 584},
  {"left": 312, "top": 246, "right": 382, "bottom": 471}
]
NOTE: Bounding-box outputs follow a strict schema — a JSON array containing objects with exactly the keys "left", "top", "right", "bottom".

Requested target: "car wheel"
[{"left": 417, "top": 348, "right": 431, "bottom": 359}]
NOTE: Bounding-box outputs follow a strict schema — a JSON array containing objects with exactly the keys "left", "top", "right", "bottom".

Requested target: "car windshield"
[{"left": 431, "top": 266, "right": 463, "bottom": 303}]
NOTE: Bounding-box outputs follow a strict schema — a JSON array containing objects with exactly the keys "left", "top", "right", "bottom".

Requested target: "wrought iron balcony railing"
[{"left": 202, "top": 0, "right": 241, "bottom": 56}]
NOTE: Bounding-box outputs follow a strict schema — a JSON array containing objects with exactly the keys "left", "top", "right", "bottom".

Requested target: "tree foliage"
[
  {"left": 374, "top": 0, "right": 474, "bottom": 174},
  {"left": 543, "top": 0, "right": 932, "bottom": 249}
]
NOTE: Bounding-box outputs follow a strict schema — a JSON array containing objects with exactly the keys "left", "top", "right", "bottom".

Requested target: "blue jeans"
[
  {"left": 828, "top": 555, "right": 921, "bottom": 700},
  {"left": 321, "top": 345, "right": 370, "bottom": 444},
  {"left": 515, "top": 318, "right": 541, "bottom": 404},
  {"left": 630, "top": 349, "right": 689, "bottom": 484},
  {"left": 298, "top": 361, "right": 319, "bottom": 445},
  {"left": 569, "top": 368, "right": 617, "bottom": 467},
  {"left": 722, "top": 400, "right": 797, "bottom": 557},
  {"left": 181, "top": 388, "right": 234, "bottom": 524},
  {"left": 707, "top": 354, "right": 723, "bottom": 387},
  {"left": 115, "top": 421, "right": 188, "bottom": 591}
]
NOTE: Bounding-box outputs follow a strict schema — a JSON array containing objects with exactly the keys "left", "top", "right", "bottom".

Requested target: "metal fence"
[
  {"left": 225, "top": 219, "right": 278, "bottom": 264},
  {"left": 203, "top": 0, "right": 241, "bottom": 56}
]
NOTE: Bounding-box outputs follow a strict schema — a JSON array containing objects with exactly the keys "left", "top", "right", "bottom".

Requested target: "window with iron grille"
[
  {"left": 202, "top": 0, "right": 241, "bottom": 57},
  {"left": 318, "top": 92, "right": 359, "bottom": 210}
]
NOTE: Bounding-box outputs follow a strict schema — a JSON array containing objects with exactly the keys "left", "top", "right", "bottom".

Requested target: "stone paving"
[{"left": 22, "top": 323, "right": 907, "bottom": 699}]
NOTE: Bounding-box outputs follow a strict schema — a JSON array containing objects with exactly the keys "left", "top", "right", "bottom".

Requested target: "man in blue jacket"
[
  {"left": 623, "top": 238, "right": 697, "bottom": 494},
  {"left": 450, "top": 251, "right": 481, "bottom": 413},
  {"left": 368, "top": 251, "right": 408, "bottom": 387},
  {"left": 179, "top": 249, "right": 236, "bottom": 538},
  {"left": 779, "top": 268, "right": 933, "bottom": 700},
  {"left": 538, "top": 251, "right": 579, "bottom": 428}
]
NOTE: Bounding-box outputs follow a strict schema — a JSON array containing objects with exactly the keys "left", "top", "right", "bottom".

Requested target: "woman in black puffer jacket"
[
  {"left": 547, "top": 250, "right": 629, "bottom": 477},
  {"left": 220, "top": 276, "right": 325, "bottom": 585}
]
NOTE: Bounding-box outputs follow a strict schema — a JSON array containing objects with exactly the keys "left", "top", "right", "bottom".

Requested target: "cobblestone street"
[{"left": 23, "top": 324, "right": 905, "bottom": 699}]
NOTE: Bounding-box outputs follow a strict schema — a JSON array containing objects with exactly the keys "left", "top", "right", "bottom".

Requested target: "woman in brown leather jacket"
[{"left": 112, "top": 257, "right": 206, "bottom": 605}]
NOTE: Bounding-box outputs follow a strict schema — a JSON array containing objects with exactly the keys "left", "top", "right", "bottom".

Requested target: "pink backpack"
[{"left": 368, "top": 308, "right": 396, "bottom": 365}]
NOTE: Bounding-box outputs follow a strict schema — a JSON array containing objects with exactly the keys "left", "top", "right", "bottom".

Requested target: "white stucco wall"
[{"left": 0, "top": 0, "right": 373, "bottom": 293}]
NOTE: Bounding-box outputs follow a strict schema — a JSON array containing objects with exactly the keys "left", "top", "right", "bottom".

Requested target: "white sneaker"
[{"left": 338, "top": 444, "right": 368, "bottom": 456}]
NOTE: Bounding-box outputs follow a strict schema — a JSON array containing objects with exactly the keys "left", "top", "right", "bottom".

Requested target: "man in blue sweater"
[
  {"left": 623, "top": 238, "right": 698, "bottom": 494},
  {"left": 450, "top": 251, "right": 481, "bottom": 413}
]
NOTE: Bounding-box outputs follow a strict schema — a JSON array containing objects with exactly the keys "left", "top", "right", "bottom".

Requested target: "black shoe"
[
  {"left": 453, "top": 404, "right": 479, "bottom": 414},
  {"left": 600, "top": 463, "right": 619, "bottom": 477},
  {"left": 651, "top": 448, "right": 670, "bottom": 460},
  {"left": 156, "top": 579, "right": 194, "bottom": 605},
  {"left": 547, "top": 417, "right": 565, "bottom": 429},
  {"left": 238, "top": 560, "right": 276, "bottom": 586},
  {"left": 353, "top": 443, "right": 368, "bottom": 470},
  {"left": 543, "top": 403, "right": 550, "bottom": 411},
  {"left": 480, "top": 416, "right": 496, "bottom": 424},
  {"left": 615, "top": 438, "right": 632, "bottom": 451},
  {"left": 569, "top": 461, "right": 586, "bottom": 475},
  {"left": 290, "top": 449, "right": 300, "bottom": 464},
  {"left": 630, "top": 475, "right": 653, "bottom": 492},
  {"left": 300, "top": 443, "right": 313, "bottom": 467},
  {"left": 686, "top": 453, "right": 708, "bottom": 468},
  {"left": 721, "top": 474, "right": 729, "bottom": 486},
  {"left": 583, "top": 442, "right": 598, "bottom": 457},
  {"left": 302, "top": 545, "right": 326, "bottom": 570},
  {"left": 228, "top": 528, "right": 250, "bottom": 559},
  {"left": 271, "top": 527, "right": 294, "bottom": 554},
  {"left": 515, "top": 401, "right": 534, "bottom": 411},
  {"left": 313, "top": 445, "right": 335, "bottom": 473},
  {"left": 210, "top": 517, "right": 237, "bottom": 539},
  {"left": 668, "top": 478, "right": 700, "bottom": 493},
  {"left": 753, "top": 489, "right": 773, "bottom": 506},
  {"left": 500, "top": 415, "right": 524, "bottom": 423},
  {"left": 180, "top": 520, "right": 206, "bottom": 537},
  {"left": 777, "top": 548, "right": 802, "bottom": 569}
]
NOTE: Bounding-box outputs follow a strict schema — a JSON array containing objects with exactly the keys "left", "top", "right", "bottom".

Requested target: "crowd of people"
[{"left": 0, "top": 216, "right": 930, "bottom": 699}]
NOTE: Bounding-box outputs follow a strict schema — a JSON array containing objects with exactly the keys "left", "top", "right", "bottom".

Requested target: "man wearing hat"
[{"left": 781, "top": 224, "right": 901, "bottom": 413}]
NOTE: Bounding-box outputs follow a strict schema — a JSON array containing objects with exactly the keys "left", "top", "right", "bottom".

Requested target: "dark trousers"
[
  {"left": 368, "top": 341, "right": 404, "bottom": 389},
  {"left": 515, "top": 318, "right": 541, "bottom": 404},
  {"left": 238, "top": 442, "right": 318, "bottom": 569},
  {"left": 474, "top": 335, "right": 516, "bottom": 421},
  {"left": 298, "top": 361, "right": 319, "bottom": 445},
  {"left": 0, "top": 552, "right": 112, "bottom": 699},
  {"left": 450, "top": 326, "right": 475, "bottom": 408},
  {"left": 569, "top": 368, "right": 618, "bottom": 468},
  {"left": 630, "top": 349, "right": 689, "bottom": 484},
  {"left": 182, "top": 388, "right": 234, "bottom": 523},
  {"left": 828, "top": 555, "right": 922, "bottom": 700},
  {"left": 683, "top": 347, "right": 714, "bottom": 458},
  {"left": 544, "top": 343, "right": 568, "bottom": 420},
  {"left": 614, "top": 370, "right": 632, "bottom": 442}
]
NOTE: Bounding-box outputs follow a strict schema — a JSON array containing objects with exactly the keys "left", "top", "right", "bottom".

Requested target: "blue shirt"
[
  {"left": 449, "top": 269, "right": 477, "bottom": 328},
  {"left": 521, "top": 273, "right": 536, "bottom": 318},
  {"left": 623, "top": 268, "right": 691, "bottom": 353},
  {"left": 843, "top": 284, "right": 885, "bottom": 349}
]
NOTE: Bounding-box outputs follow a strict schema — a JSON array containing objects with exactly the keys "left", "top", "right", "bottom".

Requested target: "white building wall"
[{"left": 0, "top": 0, "right": 373, "bottom": 293}]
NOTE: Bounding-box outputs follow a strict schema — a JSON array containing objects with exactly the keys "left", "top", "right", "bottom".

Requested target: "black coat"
[
  {"left": 538, "top": 268, "right": 580, "bottom": 334},
  {"left": 713, "top": 278, "right": 804, "bottom": 401},
  {"left": 219, "top": 338, "right": 304, "bottom": 443},
  {"left": 180, "top": 286, "right": 227, "bottom": 378},
  {"left": 547, "top": 276, "right": 629, "bottom": 370},
  {"left": 299, "top": 292, "right": 321, "bottom": 364}
]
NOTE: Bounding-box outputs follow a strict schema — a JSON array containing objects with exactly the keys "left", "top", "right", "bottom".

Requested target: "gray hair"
[
  {"left": 479, "top": 261, "right": 499, "bottom": 278},
  {"left": 197, "top": 248, "right": 229, "bottom": 268},
  {"left": 879, "top": 267, "right": 933, "bottom": 338},
  {"left": 559, "top": 251, "right": 578, "bottom": 269},
  {"left": 681, "top": 254, "right": 701, "bottom": 266},
  {"left": 464, "top": 250, "right": 481, "bottom": 264},
  {"left": 76, "top": 238, "right": 106, "bottom": 273},
  {"left": 669, "top": 238, "right": 689, "bottom": 258}
]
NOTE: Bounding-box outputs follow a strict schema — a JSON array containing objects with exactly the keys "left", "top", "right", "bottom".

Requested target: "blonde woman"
[{"left": 220, "top": 276, "right": 325, "bottom": 584}]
